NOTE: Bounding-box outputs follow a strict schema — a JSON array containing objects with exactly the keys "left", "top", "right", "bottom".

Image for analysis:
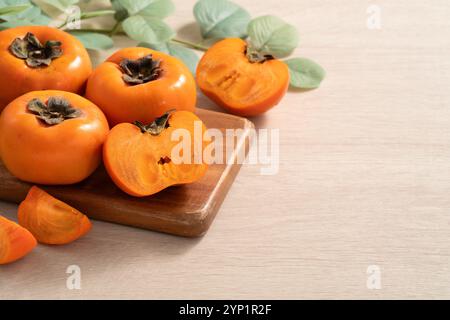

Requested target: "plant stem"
[
  {"left": 170, "top": 38, "right": 209, "bottom": 51},
  {"left": 109, "top": 21, "right": 122, "bottom": 36},
  {"left": 80, "top": 10, "right": 115, "bottom": 20},
  {"left": 68, "top": 28, "right": 112, "bottom": 34},
  {"left": 58, "top": 9, "right": 115, "bottom": 29},
  {"left": 65, "top": 28, "right": 209, "bottom": 52}
]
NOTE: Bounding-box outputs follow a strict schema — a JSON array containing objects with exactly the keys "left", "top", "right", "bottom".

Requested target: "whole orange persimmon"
[
  {"left": 0, "top": 90, "right": 109, "bottom": 185},
  {"left": 197, "top": 38, "right": 290, "bottom": 117},
  {"left": 0, "top": 26, "right": 92, "bottom": 111},
  {"left": 86, "top": 47, "right": 197, "bottom": 127}
]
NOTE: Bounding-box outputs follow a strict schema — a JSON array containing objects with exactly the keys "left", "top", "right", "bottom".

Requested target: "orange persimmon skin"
[
  {"left": 18, "top": 186, "right": 92, "bottom": 245},
  {"left": 103, "top": 111, "right": 208, "bottom": 197},
  {"left": 0, "top": 90, "right": 109, "bottom": 185},
  {"left": 196, "top": 38, "right": 290, "bottom": 117},
  {"left": 0, "top": 215, "right": 37, "bottom": 265},
  {"left": 0, "top": 26, "right": 92, "bottom": 111},
  {"left": 86, "top": 47, "right": 197, "bottom": 127}
]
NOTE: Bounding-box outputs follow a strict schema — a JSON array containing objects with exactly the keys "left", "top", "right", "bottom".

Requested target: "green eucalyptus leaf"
[
  {"left": 193, "top": 0, "right": 251, "bottom": 39},
  {"left": 284, "top": 58, "right": 325, "bottom": 89},
  {"left": 248, "top": 15, "right": 299, "bottom": 58},
  {"left": 38, "top": 0, "right": 79, "bottom": 11},
  {"left": 0, "top": 1, "right": 35, "bottom": 21},
  {"left": 122, "top": 15, "right": 175, "bottom": 45},
  {"left": 116, "top": 0, "right": 174, "bottom": 18},
  {"left": 0, "top": 4, "right": 30, "bottom": 16},
  {"left": 0, "top": 1, "right": 51, "bottom": 30},
  {"left": 138, "top": 0, "right": 174, "bottom": 18},
  {"left": 69, "top": 31, "right": 114, "bottom": 50},
  {"left": 139, "top": 42, "right": 199, "bottom": 75}
]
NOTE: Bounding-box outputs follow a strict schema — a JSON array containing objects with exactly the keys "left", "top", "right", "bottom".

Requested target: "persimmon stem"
[
  {"left": 120, "top": 55, "right": 162, "bottom": 85},
  {"left": 134, "top": 110, "right": 175, "bottom": 135},
  {"left": 9, "top": 32, "right": 62, "bottom": 68}
]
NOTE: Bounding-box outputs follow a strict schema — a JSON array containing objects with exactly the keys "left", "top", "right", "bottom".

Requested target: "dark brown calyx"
[
  {"left": 133, "top": 109, "right": 175, "bottom": 136},
  {"left": 27, "top": 97, "right": 82, "bottom": 126},
  {"left": 245, "top": 46, "right": 274, "bottom": 64},
  {"left": 120, "top": 54, "right": 162, "bottom": 85},
  {"left": 9, "top": 32, "right": 63, "bottom": 68}
]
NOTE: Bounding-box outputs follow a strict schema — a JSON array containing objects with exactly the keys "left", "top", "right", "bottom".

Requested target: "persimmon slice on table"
[
  {"left": 197, "top": 38, "right": 290, "bottom": 117},
  {"left": 0, "top": 215, "right": 37, "bottom": 265},
  {"left": 0, "top": 26, "right": 92, "bottom": 111},
  {"left": 103, "top": 110, "right": 208, "bottom": 197},
  {"left": 86, "top": 47, "right": 197, "bottom": 126},
  {"left": 18, "top": 186, "right": 92, "bottom": 245}
]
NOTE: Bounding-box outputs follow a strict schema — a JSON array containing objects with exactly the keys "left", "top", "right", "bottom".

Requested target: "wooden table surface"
[{"left": 1, "top": 0, "right": 450, "bottom": 299}]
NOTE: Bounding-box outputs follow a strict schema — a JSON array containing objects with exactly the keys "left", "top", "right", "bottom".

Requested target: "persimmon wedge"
[
  {"left": 0, "top": 215, "right": 37, "bottom": 265},
  {"left": 18, "top": 186, "right": 92, "bottom": 245},
  {"left": 197, "top": 38, "right": 290, "bottom": 117},
  {"left": 104, "top": 110, "right": 208, "bottom": 197}
]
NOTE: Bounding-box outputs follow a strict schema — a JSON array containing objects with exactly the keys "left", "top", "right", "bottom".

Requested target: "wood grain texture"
[
  {"left": 0, "top": 109, "right": 253, "bottom": 237},
  {"left": 1, "top": 0, "right": 450, "bottom": 299}
]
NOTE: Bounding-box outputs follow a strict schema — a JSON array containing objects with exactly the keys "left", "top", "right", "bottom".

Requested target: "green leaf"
[
  {"left": 69, "top": 31, "right": 114, "bottom": 50},
  {"left": 193, "top": 0, "right": 251, "bottom": 39},
  {"left": 248, "top": 15, "right": 299, "bottom": 58},
  {"left": 116, "top": 0, "right": 174, "bottom": 18},
  {"left": 138, "top": 0, "right": 174, "bottom": 18},
  {"left": 0, "top": 0, "right": 35, "bottom": 21},
  {"left": 0, "top": 1, "right": 51, "bottom": 29},
  {"left": 284, "top": 58, "right": 325, "bottom": 89},
  {"left": 0, "top": 4, "right": 30, "bottom": 16},
  {"left": 139, "top": 42, "right": 199, "bottom": 75},
  {"left": 38, "top": 0, "right": 79, "bottom": 11},
  {"left": 122, "top": 15, "right": 175, "bottom": 45}
]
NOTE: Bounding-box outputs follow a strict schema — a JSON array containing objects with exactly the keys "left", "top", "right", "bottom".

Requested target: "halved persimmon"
[
  {"left": 103, "top": 110, "right": 208, "bottom": 197},
  {"left": 0, "top": 215, "right": 37, "bottom": 265},
  {"left": 18, "top": 186, "right": 92, "bottom": 245},
  {"left": 197, "top": 38, "right": 290, "bottom": 117}
]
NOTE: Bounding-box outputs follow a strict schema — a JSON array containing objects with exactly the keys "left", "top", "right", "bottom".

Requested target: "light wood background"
[{"left": 1, "top": 0, "right": 450, "bottom": 299}]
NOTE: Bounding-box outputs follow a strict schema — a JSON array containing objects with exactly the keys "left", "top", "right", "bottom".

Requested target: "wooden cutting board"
[{"left": 0, "top": 108, "right": 254, "bottom": 237}]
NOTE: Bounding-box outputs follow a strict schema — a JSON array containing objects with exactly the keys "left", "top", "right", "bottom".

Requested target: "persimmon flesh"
[
  {"left": 18, "top": 186, "right": 92, "bottom": 245},
  {"left": 0, "top": 215, "right": 37, "bottom": 265},
  {"left": 103, "top": 111, "right": 208, "bottom": 197},
  {"left": 197, "top": 38, "right": 290, "bottom": 117}
]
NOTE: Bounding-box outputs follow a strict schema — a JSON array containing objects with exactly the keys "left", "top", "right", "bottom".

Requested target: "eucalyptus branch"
[
  {"left": 170, "top": 38, "right": 208, "bottom": 51},
  {"left": 2, "top": 0, "right": 322, "bottom": 89},
  {"left": 59, "top": 27, "right": 208, "bottom": 52},
  {"left": 109, "top": 21, "right": 122, "bottom": 36}
]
